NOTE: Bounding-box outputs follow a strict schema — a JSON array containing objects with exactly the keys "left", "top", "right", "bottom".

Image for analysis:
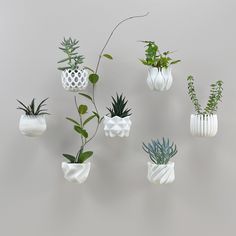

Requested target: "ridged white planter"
[
  {"left": 103, "top": 116, "right": 132, "bottom": 137},
  {"left": 61, "top": 69, "right": 88, "bottom": 92},
  {"left": 147, "top": 162, "right": 175, "bottom": 184},
  {"left": 19, "top": 115, "right": 47, "bottom": 137},
  {"left": 190, "top": 114, "right": 218, "bottom": 137},
  {"left": 61, "top": 162, "right": 91, "bottom": 183},
  {"left": 147, "top": 67, "right": 173, "bottom": 91}
]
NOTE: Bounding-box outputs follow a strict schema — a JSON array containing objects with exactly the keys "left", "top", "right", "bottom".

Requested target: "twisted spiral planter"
[
  {"left": 61, "top": 162, "right": 91, "bottom": 183},
  {"left": 61, "top": 69, "right": 88, "bottom": 92},
  {"left": 147, "top": 67, "right": 173, "bottom": 91},
  {"left": 19, "top": 115, "right": 47, "bottom": 137},
  {"left": 147, "top": 162, "right": 175, "bottom": 184},
  {"left": 190, "top": 114, "right": 218, "bottom": 137},
  {"left": 103, "top": 116, "right": 132, "bottom": 137}
]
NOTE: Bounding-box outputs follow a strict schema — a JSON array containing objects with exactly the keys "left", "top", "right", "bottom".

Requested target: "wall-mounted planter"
[
  {"left": 61, "top": 162, "right": 91, "bottom": 183},
  {"left": 61, "top": 69, "right": 88, "bottom": 92},
  {"left": 147, "top": 67, "right": 173, "bottom": 91},
  {"left": 19, "top": 115, "right": 47, "bottom": 137},
  {"left": 147, "top": 162, "right": 175, "bottom": 184},
  {"left": 190, "top": 114, "right": 218, "bottom": 137},
  {"left": 103, "top": 116, "right": 132, "bottom": 137}
]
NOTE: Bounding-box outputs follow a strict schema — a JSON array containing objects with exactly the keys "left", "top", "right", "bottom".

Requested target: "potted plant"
[
  {"left": 58, "top": 38, "right": 88, "bottom": 92},
  {"left": 142, "top": 138, "right": 177, "bottom": 184},
  {"left": 104, "top": 93, "right": 132, "bottom": 137},
  {"left": 187, "top": 75, "right": 223, "bottom": 137},
  {"left": 140, "top": 41, "right": 180, "bottom": 91},
  {"left": 17, "top": 98, "right": 49, "bottom": 137}
]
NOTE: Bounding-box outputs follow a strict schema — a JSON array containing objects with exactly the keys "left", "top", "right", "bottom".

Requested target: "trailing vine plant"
[
  {"left": 187, "top": 75, "right": 223, "bottom": 115},
  {"left": 60, "top": 13, "right": 149, "bottom": 163}
]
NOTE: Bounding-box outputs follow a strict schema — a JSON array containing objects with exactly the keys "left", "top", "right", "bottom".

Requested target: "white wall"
[{"left": 0, "top": 0, "right": 235, "bottom": 235}]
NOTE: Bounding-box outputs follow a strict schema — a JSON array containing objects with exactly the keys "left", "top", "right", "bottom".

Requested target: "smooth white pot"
[
  {"left": 61, "top": 162, "right": 91, "bottom": 183},
  {"left": 147, "top": 67, "right": 173, "bottom": 91},
  {"left": 19, "top": 115, "right": 47, "bottom": 137},
  {"left": 190, "top": 114, "right": 218, "bottom": 137},
  {"left": 147, "top": 162, "right": 175, "bottom": 184},
  {"left": 61, "top": 69, "right": 88, "bottom": 92},
  {"left": 103, "top": 116, "right": 132, "bottom": 137}
]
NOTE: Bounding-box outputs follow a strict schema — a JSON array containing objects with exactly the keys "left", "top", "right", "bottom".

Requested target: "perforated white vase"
[
  {"left": 61, "top": 69, "right": 88, "bottom": 92},
  {"left": 147, "top": 162, "right": 175, "bottom": 184},
  {"left": 147, "top": 67, "right": 173, "bottom": 91},
  {"left": 190, "top": 114, "right": 218, "bottom": 137},
  {"left": 19, "top": 115, "right": 47, "bottom": 137},
  {"left": 103, "top": 116, "right": 132, "bottom": 137},
  {"left": 61, "top": 162, "right": 91, "bottom": 183}
]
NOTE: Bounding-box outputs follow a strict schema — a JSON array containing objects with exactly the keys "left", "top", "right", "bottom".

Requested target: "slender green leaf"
[
  {"left": 74, "top": 125, "right": 88, "bottom": 138},
  {"left": 66, "top": 117, "right": 80, "bottom": 125},
  {"left": 62, "top": 154, "right": 76, "bottom": 163},
  {"left": 103, "top": 54, "right": 113, "bottom": 60},
  {"left": 79, "top": 93, "right": 93, "bottom": 101},
  {"left": 79, "top": 151, "right": 93, "bottom": 163},
  {"left": 83, "top": 115, "right": 96, "bottom": 126}
]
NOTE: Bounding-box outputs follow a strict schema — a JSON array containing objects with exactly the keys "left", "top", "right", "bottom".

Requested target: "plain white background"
[{"left": 0, "top": 0, "right": 235, "bottom": 235}]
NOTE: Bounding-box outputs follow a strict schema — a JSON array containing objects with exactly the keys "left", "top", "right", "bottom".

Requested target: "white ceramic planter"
[
  {"left": 147, "top": 162, "right": 175, "bottom": 184},
  {"left": 147, "top": 67, "right": 173, "bottom": 91},
  {"left": 103, "top": 116, "right": 132, "bottom": 137},
  {"left": 19, "top": 115, "right": 47, "bottom": 137},
  {"left": 190, "top": 114, "right": 218, "bottom": 137},
  {"left": 61, "top": 69, "right": 88, "bottom": 92},
  {"left": 61, "top": 162, "right": 91, "bottom": 183}
]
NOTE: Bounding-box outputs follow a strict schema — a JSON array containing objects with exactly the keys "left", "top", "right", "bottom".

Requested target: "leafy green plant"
[
  {"left": 58, "top": 37, "right": 85, "bottom": 71},
  {"left": 142, "top": 138, "right": 177, "bottom": 165},
  {"left": 140, "top": 41, "right": 180, "bottom": 69},
  {"left": 107, "top": 93, "right": 131, "bottom": 118},
  {"left": 17, "top": 98, "right": 49, "bottom": 116},
  {"left": 187, "top": 75, "right": 223, "bottom": 115},
  {"left": 62, "top": 13, "right": 148, "bottom": 164}
]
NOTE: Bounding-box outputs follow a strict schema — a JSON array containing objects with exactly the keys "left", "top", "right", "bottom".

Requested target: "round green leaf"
[
  {"left": 89, "top": 73, "right": 99, "bottom": 84},
  {"left": 78, "top": 105, "right": 88, "bottom": 114}
]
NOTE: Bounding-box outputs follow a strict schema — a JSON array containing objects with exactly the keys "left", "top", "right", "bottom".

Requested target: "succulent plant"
[
  {"left": 17, "top": 98, "right": 49, "bottom": 116},
  {"left": 107, "top": 93, "right": 132, "bottom": 118},
  {"left": 142, "top": 138, "right": 177, "bottom": 165},
  {"left": 58, "top": 37, "right": 85, "bottom": 71}
]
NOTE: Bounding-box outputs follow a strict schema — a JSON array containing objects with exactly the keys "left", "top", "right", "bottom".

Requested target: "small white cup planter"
[
  {"left": 147, "top": 162, "right": 175, "bottom": 184},
  {"left": 19, "top": 115, "right": 47, "bottom": 137},
  {"left": 103, "top": 116, "right": 132, "bottom": 137},
  {"left": 61, "top": 69, "right": 88, "bottom": 92},
  {"left": 61, "top": 162, "right": 91, "bottom": 183},
  {"left": 190, "top": 114, "right": 218, "bottom": 137},
  {"left": 147, "top": 67, "right": 173, "bottom": 91}
]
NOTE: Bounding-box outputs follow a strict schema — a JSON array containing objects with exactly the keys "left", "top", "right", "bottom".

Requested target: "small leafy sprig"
[
  {"left": 107, "top": 93, "right": 132, "bottom": 118},
  {"left": 58, "top": 37, "right": 84, "bottom": 71},
  {"left": 143, "top": 138, "right": 177, "bottom": 165},
  {"left": 140, "top": 41, "right": 180, "bottom": 69},
  {"left": 17, "top": 98, "right": 49, "bottom": 116},
  {"left": 187, "top": 75, "right": 223, "bottom": 115}
]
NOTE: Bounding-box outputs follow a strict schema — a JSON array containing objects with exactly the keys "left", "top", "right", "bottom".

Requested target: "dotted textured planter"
[
  {"left": 19, "top": 115, "right": 47, "bottom": 137},
  {"left": 190, "top": 114, "right": 218, "bottom": 137},
  {"left": 147, "top": 162, "right": 175, "bottom": 184},
  {"left": 61, "top": 162, "right": 91, "bottom": 183},
  {"left": 147, "top": 67, "right": 173, "bottom": 91},
  {"left": 61, "top": 69, "right": 88, "bottom": 92},
  {"left": 103, "top": 116, "right": 132, "bottom": 137}
]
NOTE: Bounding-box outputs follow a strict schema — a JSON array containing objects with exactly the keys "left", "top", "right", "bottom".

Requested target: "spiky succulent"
[
  {"left": 107, "top": 93, "right": 131, "bottom": 118},
  {"left": 58, "top": 37, "right": 84, "bottom": 71},
  {"left": 17, "top": 98, "right": 49, "bottom": 116},
  {"left": 142, "top": 138, "right": 177, "bottom": 165}
]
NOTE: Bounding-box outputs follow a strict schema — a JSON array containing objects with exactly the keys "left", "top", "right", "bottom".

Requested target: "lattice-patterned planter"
[
  {"left": 103, "top": 116, "right": 132, "bottom": 137},
  {"left": 147, "top": 162, "right": 175, "bottom": 184},
  {"left": 61, "top": 69, "right": 88, "bottom": 92},
  {"left": 147, "top": 67, "right": 173, "bottom": 91},
  {"left": 19, "top": 115, "right": 47, "bottom": 137},
  {"left": 61, "top": 162, "right": 91, "bottom": 183},
  {"left": 190, "top": 114, "right": 218, "bottom": 137}
]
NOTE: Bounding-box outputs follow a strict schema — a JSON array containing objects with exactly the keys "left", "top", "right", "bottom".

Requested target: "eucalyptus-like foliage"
[
  {"left": 17, "top": 98, "right": 49, "bottom": 116},
  {"left": 140, "top": 41, "right": 180, "bottom": 69},
  {"left": 107, "top": 93, "right": 131, "bottom": 118},
  {"left": 58, "top": 37, "right": 84, "bottom": 71},
  {"left": 143, "top": 138, "right": 177, "bottom": 165},
  {"left": 187, "top": 75, "right": 223, "bottom": 115}
]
